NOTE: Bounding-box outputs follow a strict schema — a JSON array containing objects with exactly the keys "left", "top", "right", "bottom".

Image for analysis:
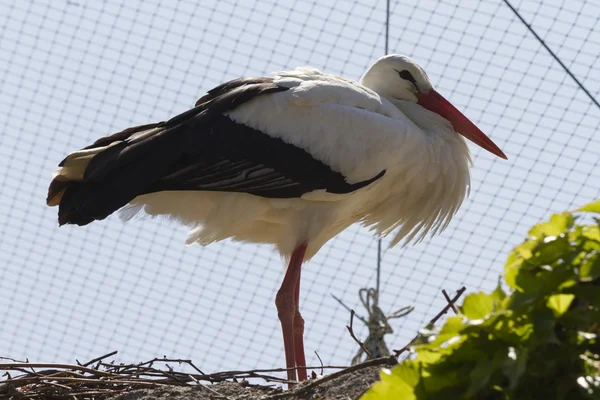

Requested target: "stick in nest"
[
  {"left": 334, "top": 287, "right": 414, "bottom": 365},
  {"left": 0, "top": 354, "right": 356, "bottom": 400}
]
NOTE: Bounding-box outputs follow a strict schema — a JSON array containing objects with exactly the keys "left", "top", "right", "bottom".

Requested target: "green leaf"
[
  {"left": 390, "top": 363, "right": 421, "bottom": 390},
  {"left": 530, "top": 308, "right": 560, "bottom": 345},
  {"left": 521, "top": 260, "right": 577, "bottom": 299},
  {"left": 505, "top": 240, "right": 541, "bottom": 291},
  {"left": 360, "top": 368, "right": 416, "bottom": 400},
  {"left": 468, "top": 349, "right": 512, "bottom": 397},
  {"left": 502, "top": 347, "right": 528, "bottom": 389},
  {"left": 491, "top": 282, "right": 507, "bottom": 304},
  {"left": 511, "top": 269, "right": 542, "bottom": 293},
  {"left": 422, "top": 363, "right": 471, "bottom": 394},
  {"left": 564, "top": 285, "right": 600, "bottom": 304},
  {"left": 561, "top": 307, "right": 600, "bottom": 333},
  {"left": 580, "top": 251, "right": 600, "bottom": 282},
  {"left": 504, "top": 252, "right": 520, "bottom": 290},
  {"left": 462, "top": 292, "right": 495, "bottom": 319},
  {"left": 516, "top": 238, "right": 539, "bottom": 259},
  {"left": 427, "top": 316, "right": 465, "bottom": 347},
  {"left": 533, "top": 234, "right": 570, "bottom": 265},
  {"left": 581, "top": 225, "right": 600, "bottom": 243},
  {"left": 504, "top": 235, "right": 574, "bottom": 294},
  {"left": 557, "top": 278, "right": 577, "bottom": 291},
  {"left": 467, "top": 359, "right": 494, "bottom": 397},
  {"left": 529, "top": 213, "right": 574, "bottom": 237},
  {"left": 546, "top": 294, "right": 575, "bottom": 317},
  {"left": 576, "top": 200, "right": 600, "bottom": 213},
  {"left": 488, "top": 312, "right": 535, "bottom": 344},
  {"left": 414, "top": 349, "right": 446, "bottom": 364}
]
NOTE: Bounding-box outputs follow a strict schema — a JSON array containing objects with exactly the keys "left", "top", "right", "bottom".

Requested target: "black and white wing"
[{"left": 48, "top": 77, "right": 384, "bottom": 226}]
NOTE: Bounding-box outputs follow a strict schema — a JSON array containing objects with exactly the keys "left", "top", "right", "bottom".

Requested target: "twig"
[
  {"left": 338, "top": 287, "right": 414, "bottom": 365},
  {"left": 0, "top": 357, "right": 28, "bottom": 363},
  {"left": 429, "top": 286, "right": 466, "bottom": 324},
  {"left": 331, "top": 294, "right": 368, "bottom": 325},
  {"left": 0, "top": 363, "right": 114, "bottom": 377},
  {"left": 80, "top": 350, "right": 118, "bottom": 367},
  {"left": 314, "top": 351, "right": 324, "bottom": 376},
  {"left": 206, "top": 364, "right": 347, "bottom": 377},
  {"left": 42, "top": 381, "right": 72, "bottom": 391},
  {"left": 346, "top": 310, "right": 373, "bottom": 359},
  {"left": 185, "top": 360, "right": 206, "bottom": 376},
  {"left": 393, "top": 286, "right": 466, "bottom": 357},
  {"left": 100, "top": 358, "right": 205, "bottom": 375},
  {"left": 6, "top": 376, "right": 169, "bottom": 385},
  {"left": 442, "top": 289, "right": 459, "bottom": 314}
]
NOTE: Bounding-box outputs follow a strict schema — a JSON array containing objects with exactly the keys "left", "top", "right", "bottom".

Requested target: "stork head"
[{"left": 360, "top": 54, "right": 507, "bottom": 160}]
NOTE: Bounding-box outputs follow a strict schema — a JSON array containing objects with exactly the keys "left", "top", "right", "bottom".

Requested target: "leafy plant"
[{"left": 362, "top": 200, "right": 600, "bottom": 400}]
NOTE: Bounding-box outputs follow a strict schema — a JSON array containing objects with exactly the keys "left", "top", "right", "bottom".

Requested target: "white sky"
[{"left": 1, "top": 0, "right": 599, "bottom": 379}]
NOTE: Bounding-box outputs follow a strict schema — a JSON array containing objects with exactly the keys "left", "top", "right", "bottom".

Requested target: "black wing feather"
[
  {"left": 149, "top": 115, "right": 385, "bottom": 197},
  {"left": 49, "top": 78, "right": 385, "bottom": 226}
]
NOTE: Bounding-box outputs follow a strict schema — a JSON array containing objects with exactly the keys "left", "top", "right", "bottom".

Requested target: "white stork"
[{"left": 47, "top": 54, "right": 506, "bottom": 383}]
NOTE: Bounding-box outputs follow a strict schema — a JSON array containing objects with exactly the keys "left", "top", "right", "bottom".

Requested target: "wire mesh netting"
[{"left": 0, "top": 0, "right": 599, "bottom": 377}]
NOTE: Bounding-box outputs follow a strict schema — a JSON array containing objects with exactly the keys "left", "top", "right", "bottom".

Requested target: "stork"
[{"left": 47, "top": 54, "right": 506, "bottom": 384}]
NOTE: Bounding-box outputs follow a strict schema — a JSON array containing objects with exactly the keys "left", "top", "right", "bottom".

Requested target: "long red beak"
[{"left": 416, "top": 90, "right": 507, "bottom": 160}]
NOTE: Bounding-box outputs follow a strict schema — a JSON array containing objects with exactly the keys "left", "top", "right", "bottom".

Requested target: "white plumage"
[
  {"left": 123, "top": 61, "right": 470, "bottom": 259},
  {"left": 48, "top": 54, "right": 506, "bottom": 384}
]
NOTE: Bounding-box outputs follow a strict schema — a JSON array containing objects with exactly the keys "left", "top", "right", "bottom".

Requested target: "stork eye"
[{"left": 398, "top": 70, "right": 416, "bottom": 84}]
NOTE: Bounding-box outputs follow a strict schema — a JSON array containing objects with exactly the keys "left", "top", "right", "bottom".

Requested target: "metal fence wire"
[{"left": 0, "top": 0, "right": 598, "bottom": 376}]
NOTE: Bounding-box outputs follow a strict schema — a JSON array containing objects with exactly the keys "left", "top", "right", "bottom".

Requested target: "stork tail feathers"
[{"left": 47, "top": 123, "right": 177, "bottom": 226}]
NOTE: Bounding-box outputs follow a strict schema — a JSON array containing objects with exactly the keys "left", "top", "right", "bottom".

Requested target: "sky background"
[{"left": 1, "top": 0, "right": 599, "bottom": 380}]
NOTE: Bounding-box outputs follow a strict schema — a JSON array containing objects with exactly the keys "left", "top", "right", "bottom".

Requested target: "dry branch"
[
  {"left": 346, "top": 310, "right": 374, "bottom": 359},
  {"left": 393, "top": 286, "right": 466, "bottom": 357},
  {"left": 0, "top": 353, "right": 353, "bottom": 400}
]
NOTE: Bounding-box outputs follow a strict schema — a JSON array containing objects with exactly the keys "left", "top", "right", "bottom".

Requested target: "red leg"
[
  {"left": 293, "top": 272, "right": 308, "bottom": 381},
  {"left": 275, "top": 242, "right": 308, "bottom": 385}
]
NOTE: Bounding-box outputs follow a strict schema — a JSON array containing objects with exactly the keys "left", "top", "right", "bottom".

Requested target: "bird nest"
[
  {"left": 0, "top": 353, "right": 396, "bottom": 400},
  {"left": 0, "top": 286, "right": 465, "bottom": 400}
]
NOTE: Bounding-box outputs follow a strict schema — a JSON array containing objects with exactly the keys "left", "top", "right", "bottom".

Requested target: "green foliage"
[{"left": 362, "top": 202, "right": 600, "bottom": 400}]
